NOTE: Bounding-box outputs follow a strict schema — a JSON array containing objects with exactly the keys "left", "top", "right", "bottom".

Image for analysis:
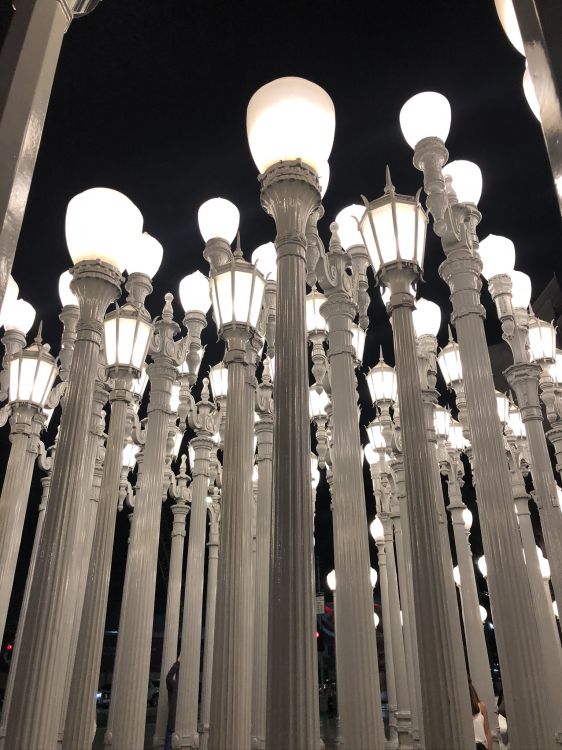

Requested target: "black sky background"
[{"left": 0, "top": 0, "right": 561, "bottom": 641}]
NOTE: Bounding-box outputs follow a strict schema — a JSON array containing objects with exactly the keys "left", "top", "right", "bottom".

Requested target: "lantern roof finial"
[{"left": 384, "top": 166, "right": 395, "bottom": 195}]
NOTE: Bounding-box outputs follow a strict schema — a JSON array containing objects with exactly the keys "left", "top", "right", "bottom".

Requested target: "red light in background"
[{"left": 6, "top": 644, "right": 12, "bottom": 652}]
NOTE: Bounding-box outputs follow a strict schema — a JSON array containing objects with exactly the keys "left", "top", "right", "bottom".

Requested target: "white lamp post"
[
  {"left": 207, "top": 247, "right": 265, "bottom": 750},
  {"left": 247, "top": 75, "right": 335, "bottom": 750},
  {"left": 404, "top": 91, "right": 556, "bottom": 750}
]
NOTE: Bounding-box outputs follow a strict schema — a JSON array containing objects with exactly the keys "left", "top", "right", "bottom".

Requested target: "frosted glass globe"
[
  {"left": 58, "top": 271, "right": 79, "bottom": 307},
  {"left": 335, "top": 205, "right": 364, "bottom": 250},
  {"left": 443, "top": 160, "right": 482, "bottom": 205},
  {"left": 413, "top": 298, "right": 441, "bottom": 337},
  {"left": 509, "top": 270, "right": 532, "bottom": 309},
  {"left": 327, "top": 569, "right": 336, "bottom": 591},
  {"left": 198, "top": 198, "right": 240, "bottom": 244},
  {"left": 370, "top": 568, "right": 378, "bottom": 589},
  {"left": 126, "top": 232, "right": 163, "bottom": 278},
  {"left": 370, "top": 517, "right": 384, "bottom": 542},
  {"left": 251, "top": 242, "right": 277, "bottom": 281},
  {"left": 65, "top": 188, "right": 143, "bottom": 272},
  {"left": 318, "top": 161, "right": 330, "bottom": 198},
  {"left": 523, "top": 65, "right": 541, "bottom": 121},
  {"left": 3, "top": 298, "right": 35, "bottom": 333},
  {"left": 247, "top": 76, "right": 336, "bottom": 174},
  {"left": 463, "top": 508, "right": 474, "bottom": 530},
  {"left": 479, "top": 605, "right": 488, "bottom": 624},
  {"left": 494, "top": 0, "right": 525, "bottom": 55},
  {"left": 399, "top": 92, "right": 451, "bottom": 149},
  {"left": 477, "top": 556, "right": 487, "bottom": 578},
  {"left": 178, "top": 270, "right": 211, "bottom": 314},
  {"left": 478, "top": 235, "right": 516, "bottom": 279}
]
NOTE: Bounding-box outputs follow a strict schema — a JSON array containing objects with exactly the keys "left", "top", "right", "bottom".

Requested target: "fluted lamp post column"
[
  {"left": 4, "top": 188, "right": 139, "bottom": 750},
  {"left": 247, "top": 76, "right": 335, "bottom": 750},
  {"left": 359, "top": 171, "right": 473, "bottom": 750},
  {"left": 316, "top": 223, "right": 385, "bottom": 750},
  {"left": 207, "top": 248, "right": 265, "bottom": 750}
]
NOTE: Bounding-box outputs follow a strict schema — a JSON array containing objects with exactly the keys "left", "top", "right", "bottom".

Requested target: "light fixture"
[
  {"left": 9, "top": 335, "right": 58, "bottom": 407},
  {"left": 437, "top": 337, "right": 463, "bottom": 387},
  {"left": 198, "top": 198, "right": 240, "bottom": 244},
  {"left": 122, "top": 441, "right": 140, "bottom": 470},
  {"left": 103, "top": 303, "right": 153, "bottom": 374},
  {"left": 172, "top": 430, "right": 184, "bottom": 460},
  {"left": 495, "top": 391, "right": 510, "bottom": 426},
  {"left": 374, "top": 612, "right": 380, "bottom": 628},
  {"left": 179, "top": 270, "right": 212, "bottom": 314},
  {"left": 477, "top": 556, "right": 487, "bottom": 578},
  {"left": 463, "top": 508, "right": 473, "bottom": 531},
  {"left": 209, "top": 362, "right": 228, "bottom": 400},
  {"left": 413, "top": 298, "right": 441, "bottom": 338},
  {"left": 351, "top": 323, "right": 366, "bottom": 362},
  {"left": 363, "top": 444, "right": 380, "bottom": 466},
  {"left": 335, "top": 204, "right": 365, "bottom": 250},
  {"left": 509, "top": 271, "right": 532, "bottom": 309},
  {"left": 317, "top": 161, "right": 330, "bottom": 198},
  {"left": 507, "top": 403, "right": 526, "bottom": 438},
  {"left": 448, "top": 420, "right": 469, "bottom": 452},
  {"left": 479, "top": 605, "right": 488, "bottom": 624},
  {"left": 246, "top": 76, "right": 336, "bottom": 174},
  {"left": 65, "top": 187, "right": 143, "bottom": 272},
  {"left": 58, "top": 271, "right": 79, "bottom": 308},
  {"left": 251, "top": 242, "right": 277, "bottom": 281},
  {"left": 442, "top": 160, "right": 483, "bottom": 205},
  {"left": 370, "top": 516, "right": 384, "bottom": 542},
  {"left": 306, "top": 288, "right": 328, "bottom": 334},
  {"left": 366, "top": 420, "right": 386, "bottom": 451},
  {"left": 309, "top": 386, "right": 329, "bottom": 420},
  {"left": 453, "top": 566, "right": 461, "bottom": 587},
  {"left": 311, "top": 453, "right": 320, "bottom": 489},
  {"left": 539, "top": 555, "right": 551, "bottom": 581},
  {"left": 2, "top": 299, "right": 36, "bottom": 334},
  {"left": 0, "top": 275, "right": 19, "bottom": 325},
  {"left": 399, "top": 92, "right": 452, "bottom": 149},
  {"left": 365, "top": 357, "right": 397, "bottom": 404},
  {"left": 327, "top": 569, "right": 336, "bottom": 592},
  {"left": 528, "top": 317, "right": 556, "bottom": 363},
  {"left": 550, "top": 349, "right": 562, "bottom": 385},
  {"left": 370, "top": 567, "right": 378, "bottom": 589},
  {"left": 434, "top": 406, "right": 451, "bottom": 439},
  {"left": 478, "top": 235, "right": 516, "bottom": 280},
  {"left": 169, "top": 382, "right": 181, "bottom": 413},
  {"left": 126, "top": 232, "right": 163, "bottom": 279},
  {"left": 132, "top": 367, "right": 149, "bottom": 398},
  {"left": 210, "top": 253, "right": 265, "bottom": 331}
]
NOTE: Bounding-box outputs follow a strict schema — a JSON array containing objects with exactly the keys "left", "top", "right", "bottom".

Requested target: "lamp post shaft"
[
  {"left": 375, "top": 538, "right": 399, "bottom": 749},
  {"left": 63, "top": 381, "right": 134, "bottom": 750},
  {"left": 4, "top": 262, "right": 120, "bottom": 750}
]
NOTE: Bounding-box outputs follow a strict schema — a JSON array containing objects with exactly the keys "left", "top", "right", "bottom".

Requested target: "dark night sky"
[{"left": 1, "top": 0, "right": 561, "bottom": 638}]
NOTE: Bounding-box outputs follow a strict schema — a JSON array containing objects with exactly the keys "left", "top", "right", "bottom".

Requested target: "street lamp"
[{"left": 199, "top": 197, "right": 239, "bottom": 271}]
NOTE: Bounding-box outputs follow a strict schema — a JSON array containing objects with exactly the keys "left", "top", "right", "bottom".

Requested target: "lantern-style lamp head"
[
  {"left": 448, "top": 419, "right": 470, "bottom": 452},
  {"left": 58, "top": 271, "right": 79, "bottom": 308},
  {"left": 366, "top": 356, "right": 397, "bottom": 404},
  {"left": 442, "top": 160, "right": 483, "bottom": 205},
  {"left": 366, "top": 419, "right": 387, "bottom": 452},
  {"left": 399, "top": 92, "right": 451, "bottom": 149},
  {"left": 3, "top": 299, "right": 36, "bottom": 334},
  {"left": 9, "top": 334, "right": 58, "bottom": 407},
  {"left": 210, "top": 253, "right": 265, "bottom": 332},
  {"left": 172, "top": 430, "right": 184, "bottom": 460},
  {"left": 122, "top": 441, "right": 140, "bottom": 470},
  {"left": 359, "top": 172, "right": 428, "bottom": 276},
  {"left": 453, "top": 566, "right": 461, "bottom": 587},
  {"left": 198, "top": 198, "right": 240, "bottom": 245},
  {"left": 370, "top": 516, "right": 384, "bottom": 542},
  {"left": 309, "top": 385, "right": 329, "bottom": 420},
  {"left": 209, "top": 361, "right": 228, "bottom": 401},
  {"left": 351, "top": 323, "right": 366, "bottom": 363},
  {"left": 246, "top": 76, "right": 336, "bottom": 174},
  {"left": 169, "top": 382, "right": 181, "bottom": 414},
  {"left": 65, "top": 188, "right": 143, "bottom": 272},
  {"left": 306, "top": 288, "right": 328, "bottom": 335},
  {"left": 434, "top": 406, "right": 451, "bottom": 439},
  {"left": 103, "top": 303, "right": 153, "bottom": 375},
  {"left": 528, "top": 317, "right": 556, "bottom": 363},
  {"left": 179, "top": 271, "right": 212, "bottom": 315},
  {"left": 364, "top": 444, "right": 380, "bottom": 466},
  {"left": 127, "top": 232, "right": 163, "bottom": 279},
  {"left": 413, "top": 298, "right": 441, "bottom": 338},
  {"left": 132, "top": 367, "right": 149, "bottom": 399},
  {"left": 509, "top": 271, "right": 532, "bottom": 310},
  {"left": 463, "top": 508, "right": 474, "bottom": 531},
  {"left": 327, "top": 569, "right": 336, "bottom": 592},
  {"left": 479, "top": 605, "right": 488, "bottom": 624},
  {"left": 335, "top": 205, "right": 365, "bottom": 250},
  {"left": 437, "top": 335, "right": 463, "bottom": 387},
  {"left": 251, "top": 242, "right": 277, "bottom": 282},
  {"left": 495, "top": 391, "right": 510, "bottom": 426},
  {"left": 550, "top": 350, "right": 562, "bottom": 385},
  {"left": 478, "top": 235, "right": 516, "bottom": 280},
  {"left": 507, "top": 403, "right": 526, "bottom": 438},
  {"left": 477, "top": 555, "right": 487, "bottom": 578}
]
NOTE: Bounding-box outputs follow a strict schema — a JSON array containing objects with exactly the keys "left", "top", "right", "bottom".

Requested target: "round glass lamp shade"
[
  {"left": 318, "top": 161, "right": 330, "bottom": 198},
  {"left": 309, "top": 386, "right": 329, "bottom": 419},
  {"left": 359, "top": 185, "right": 427, "bottom": 275},
  {"left": 366, "top": 420, "right": 386, "bottom": 451},
  {"left": 509, "top": 271, "right": 532, "bottom": 310},
  {"left": 126, "top": 232, "right": 163, "bottom": 278},
  {"left": 448, "top": 420, "right": 469, "bottom": 452},
  {"left": 58, "top": 271, "right": 79, "bottom": 308},
  {"left": 453, "top": 566, "right": 461, "bottom": 587},
  {"left": 477, "top": 556, "right": 487, "bottom": 578},
  {"left": 65, "top": 187, "right": 143, "bottom": 272},
  {"left": 434, "top": 406, "right": 451, "bottom": 439},
  {"left": 327, "top": 569, "right": 336, "bottom": 592},
  {"left": 437, "top": 339, "right": 463, "bottom": 386},
  {"left": 494, "top": 0, "right": 525, "bottom": 55},
  {"left": 0, "top": 275, "right": 19, "bottom": 320},
  {"left": 399, "top": 92, "right": 451, "bottom": 148},
  {"left": 443, "top": 160, "right": 483, "bottom": 205},
  {"left": 246, "top": 76, "right": 336, "bottom": 174},
  {"left": 351, "top": 323, "right": 366, "bottom": 363},
  {"left": 366, "top": 359, "right": 397, "bottom": 404},
  {"left": 179, "top": 270, "right": 212, "bottom": 314},
  {"left": 9, "top": 340, "right": 57, "bottom": 407},
  {"left": 122, "top": 441, "right": 140, "bottom": 470},
  {"left": 132, "top": 366, "right": 149, "bottom": 398},
  {"left": 306, "top": 288, "right": 327, "bottom": 334},
  {"left": 370, "top": 516, "right": 384, "bottom": 542},
  {"left": 478, "top": 234, "right": 516, "bottom": 280},
  {"left": 251, "top": 242, "right": 277, "bottom": 281},
  {"left": 508, "top": 404, "right": 526, "bottom": 438},
  {"left": 169, "top": 382, "right": 181, "bottom": 413},
  {"left": 364, "top": 444, "right": 380, "bottom": 466},
  {"left": 479, "top": 605, "right": 488, "bottom": 624},
  {"left": 209, "top": 362, "right": 228, "bottom": 400},
  {"left": 210, "top": 256, "right": 265, "bottom": 330},
  {"left": 413, "top": 298, "right": 441, "bottom": 338},
  {"left": 374, "top": 612, "right": 380, "bottom": 629},
  {"left": 495, "top": 391, "right": 510, "bottom": 426},
  {"left": 335, "top": 205, "right": 364, "bottom": 250},
  {"left": 523, "top": 65, "right": 541, "bottom": 121},
  {"left": 463, "top": 508, "right": 474, "bottom": 531},
  {"left": 3, "top": 299, "right": 35, "bottom": 334},
  {"left": 198, "top": 198, "right": 240, "bottom": 244},
  {"left": 528, "top": 317, "right": 556, "bottom": 363},
  {"left": 103, "top": 303, "right": 152, "bottom": 372}
]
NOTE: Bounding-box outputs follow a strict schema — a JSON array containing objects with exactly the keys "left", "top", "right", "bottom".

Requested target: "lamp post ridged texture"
[
  {"left": 63, "top": 378, "right": 134, "bottom": 750},
  {"left": 439, "top": 249, "right": 557, "bottom": 749},
  {"left": 198, "top": 495, "right": 221, "bottom": 750},
  {"left": 317, "top": 229, "right": 385, "bottom": 750},
  {"left": 374, "top": 534, "right": 398, "bottom": 749},
  {"left": 4, "top": 260, "right": 121, "bottom": 750},
  {"left": 260, "top": 161, "right": 321, "bottom": 750},
  {"left": 104, "top": 330, "right": 180, "bottom": 749},
  {"left": 174, "top": 431, "right": 215, "bottom": 750},
  {"left": 0, "top": 404, "right": 43, "bottom": 640},
  {"left": 386, "top": 277, "right": 472, "bottom": 750},
  {"left": 209, "top": 331, "right": 253, "bottom": 750}
]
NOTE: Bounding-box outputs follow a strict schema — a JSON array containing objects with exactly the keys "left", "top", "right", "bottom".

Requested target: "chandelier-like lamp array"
[
  {"left": 247, "top": 75, "right": 335, "bottom": 750},
  {"left": 403, "top": 91, "right": 557, "bottom": 749}
]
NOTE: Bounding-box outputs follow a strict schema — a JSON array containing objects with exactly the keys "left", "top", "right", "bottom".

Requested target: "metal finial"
[
  {"left": 179, "top": 453, "right": 188, "bottom": 476},
  {"left": 360, "top": 194, "right": 370, "bottom": 209},
  {"left": 34, "top": 321, "right": 44, "bottom": 346},
  {"left": 384, "top": 166, "right": 395, "bottom": 195},
  {"left": 447, "top": 324, "right": 455, "bottom": 343},
  {"left": 201, "top": 377, "right": 210, "bottom": 402},
  {"left": 262, "top": 355, "right": 272, "bottom": 384},
  {"left": 329, "top": 222, "right": 342, "bottom": 253},
  {"left": 234, "top": 231, "right": 243, "bottom": 258},
  {"left": 162, "top": 293, "right": 174, "bottom": 321},
  {"left": 379, "top": 345, "right": 384, "bottom": 362}
]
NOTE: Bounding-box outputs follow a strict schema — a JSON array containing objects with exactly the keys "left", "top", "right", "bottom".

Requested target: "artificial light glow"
[
  {"left": 370, "top": 517, "right": 384, "bottom": 542},
  {"left": 327, "top": 569, "right": 336, "bottom": 592},
  {"left": 0, "top": 275, "right": 19, "bottom": 326},
  {"left": 374, "top": 612, "right": 380, "bottom": 628},
  {"left": 399, "top": 92, "right": 451, "bottom": 148},
  {"left": 554, "top": 601, "right": 559, "bottom": 619},
  {"left": 448, "top": 420, "right": 470, "bottom": 452},
  {"left": 132, "top": 367, "right": 149, "bottom": 398},
  {"left": 122, "top": 442, "right": 139, "bottom": 470},
  {"left": 210, "top": 257, "right": 265, "bottom": 330},
  {"left": 65, "top": 188, "right": 143, "bottom": 272},
  {"left": 443, "top": 160, "right": 483, "bottom": 205},
  {"left": 413, "top": 298, "right": 441, "bottom": 338},
  {"left": 169, "top": 383, "right": 181, "bottom": 413},
  {"left": 434, "top": 406, "right": 451, "bottom": 439},
  {"left": 311, "top": 453, "right": 320, "bottom": 489},
  {"left": 251, "top": 242, "right": 277, "bottom": 281},
  {"left": 453, "top": 566, "right": 461, "bottom": 587},
  {"left": 478, "top": 235, "right": 516, "bottom": 280},
  {"left": 479, "top": 605, "right": 488, "bottom": 624},
  {"left": 528, "top": 317, "right": 556, "bottom": 363},
  {"left": 495, "top": 391, "right": 510, "bottom": 426},
  {"left": 335, "top": 205, "right": 364, "bottom": 250},
  {"left": 463, "top": 508, "right": 474, "bottom": 531},
  {"left": 172, "top": 431, "right": 184, "bottom": 460},
  {"left": 366, "top": 421, "right": 386, "bottom": 451},
  {"left": 507, "top": 404, "right": 526, "bottom": 438},
  {"left": 3, "top": 299, "right": 36, "bottom": 334},
  {"left": 364, "top": 443, "right": 380, "bottom": 466},
  {"left": 381, "top": 284, "right": 415, "bottom": 307},
  {"left": 318, "top": 161, "right": 330, "bottom": 198},
  {"left": 127, "top": 232, "right": 163, "bottom": 278},
  {"left": 246, "top": 76, "right": 336, "bottom": 174},
  {"left": 509, "top": 270, "right": 532, "bottom": 309},
  {"left": 198, "top": 198, "right": 240, "bottom": 244},
  {"left": 103, "top": 304, "right": 152, "bottom": 371},
  {"left": 58, "top": 271, "right": 78, "bottom": 308},
  {"left": 209, "top": 362, "right": 228, "bottom": 400},
  {"left": 477, "top": 556, "right": 487, "bottom": 578},
  {"left": 540, "top": 555, "right": 551, "bottom": 581},
  {"left": 309, "top": 386, "right": 329, "bottom": 420},
  {"left": 365, "top": 358, "right": 397, "bottom": 404},
  {"left": 9, "top": 340, "right": 57, "bottom": 407},
  {"left": 437, "top": 339, "right": 463, "bottom": 386},
  {"left": 523, "top": 65, "right": 541, "bottom": 121},
  {"left": 494, "top": 0, "right": 525, "bottom": 56},
  {"left": 306, "top": 288, "right": 327, "bottom": 334},
  {"left": 179, "top": 271, "right": 212, "bottom": 314},
  {"left": 370, "top": 568, "right": 378, "bottom": 588},
  {"left": 351, "top": 323, "right": 366, "bottom": 362}
]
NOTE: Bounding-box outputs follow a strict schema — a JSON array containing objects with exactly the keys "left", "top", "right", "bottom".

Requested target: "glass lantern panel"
[
  {"left": 395, "top": 201, "right": 417, "bottom": 263},
  {"left": 495, "top": 392, "right": 510, "bottom": 425},
  {"left": 437, "top": 346, "right": 463, "bottom": 385},
  {"left": 434, "top": 407, "right": 451, "bottom": 438},
  {"left": 104, "top": 317, "right": 118, "bottom": 368},
  {"left": 131, "top": 318, "right": 152, "bottom": 370},
  {"left": 365, "top": 203, "right": 396, "bottom": 271},
  {"left": 8, "top": 358, "right": 20, "bottom": 403},
  {"left": 209, "top": 364, "right": 228, "bottom": 399},
  {"left": 528, "top": 320, "right": 556, "bottom": 362},
  {"left": 32, "top": 359, "right": 56, "bottom": 406},
  {"left": 366, "top": 422, "right": 386, "bottom": 450},
  {"left": 116, "top": 316, "right": 138, "bottom": 367},
  {"left": 169, "top": 383, "right": 181, "bottom": 413},
  {"left": 172, "top": 431, "right": 184, "bottom": 459},
  {"left": 351, "top": 325, "right": 366, "bottom": 362},
  {"left": 248, "top": 274, "right": 265, "bottom": 328},
  {"left": 306, "top": 292, "right": 327, "bottom": 333},
  {"left": 232, "top": 269, "right": 252, "bottom": 323},
  {"left": 212, "top": 272, "right": 233, "bottom": 328}
]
